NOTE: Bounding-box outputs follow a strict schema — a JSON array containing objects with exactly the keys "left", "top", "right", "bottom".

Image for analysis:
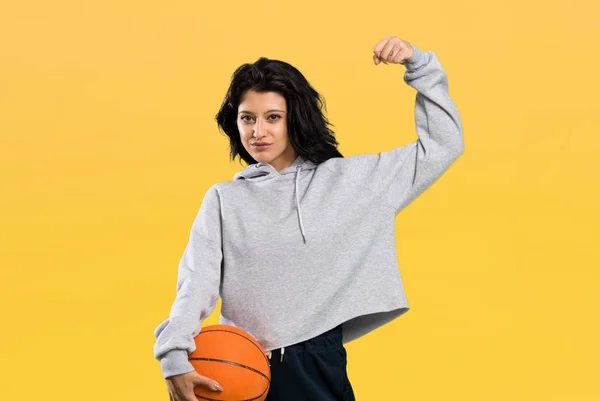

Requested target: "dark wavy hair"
[{"left": 215, "top": 57, "right": 343, "bottom": 165}]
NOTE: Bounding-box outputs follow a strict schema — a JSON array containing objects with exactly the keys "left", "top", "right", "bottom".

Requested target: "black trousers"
[{"left": 265, "top": 325, "right": 356, "bottom": 401}]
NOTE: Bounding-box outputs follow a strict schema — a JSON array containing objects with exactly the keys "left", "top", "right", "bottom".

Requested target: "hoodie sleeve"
[
  {"left": 153, "top": 185, "right": 223, "bottom": 378},
  {"left": 327, "top": 44, "right": 464, "bottom": 214}
]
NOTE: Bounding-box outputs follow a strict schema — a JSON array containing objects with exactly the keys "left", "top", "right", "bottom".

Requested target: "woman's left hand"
[{"left": 372, "top": 36, "right": 415, "bottom": 66}]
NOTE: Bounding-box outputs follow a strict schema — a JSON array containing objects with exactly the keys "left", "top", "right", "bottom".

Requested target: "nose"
[{"left": 252, "top": 118, "right": 267, "bottom": 139}]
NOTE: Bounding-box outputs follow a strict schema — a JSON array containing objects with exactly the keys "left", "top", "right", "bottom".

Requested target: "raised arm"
[{"left": 328, "top": 38, "right": 464, "bottom": 213}]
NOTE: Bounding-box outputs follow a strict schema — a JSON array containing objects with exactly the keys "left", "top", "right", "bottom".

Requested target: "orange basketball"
[{"left": 189, "top": 324, "right": 271, "bottom": 401}]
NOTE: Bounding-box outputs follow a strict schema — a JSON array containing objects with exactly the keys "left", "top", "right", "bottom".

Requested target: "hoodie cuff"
[
  {"left": 403, "top": 44, "right": 428, "bottom": 70},
  {"left": 160, "top": 349, "right": 195, "bottom": 379}
]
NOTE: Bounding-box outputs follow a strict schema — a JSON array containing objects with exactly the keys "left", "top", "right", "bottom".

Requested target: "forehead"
[{"left": 238, "top": 90, "right": 286, "bottom": 112}]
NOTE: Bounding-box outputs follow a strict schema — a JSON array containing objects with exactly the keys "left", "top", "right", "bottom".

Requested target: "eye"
[{"left": 240, "top": 115, "right": 280, "bottom": 122}]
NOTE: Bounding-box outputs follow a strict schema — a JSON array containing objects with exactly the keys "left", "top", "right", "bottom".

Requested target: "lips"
[{"left": 251, "top": 142, "right": 272, "bottom": 150}]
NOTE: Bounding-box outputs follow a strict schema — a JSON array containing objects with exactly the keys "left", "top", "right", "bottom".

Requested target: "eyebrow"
[{"left": 238, "top": 109, "right": 285, "bottom": 114}]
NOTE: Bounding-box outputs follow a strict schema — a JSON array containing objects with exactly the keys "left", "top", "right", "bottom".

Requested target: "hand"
[
  {"left": 372, "top": 36, "right": 414, "bottom": 66},
  {"left": 166, "top": 370, "right": 223, "bottom": 401}
]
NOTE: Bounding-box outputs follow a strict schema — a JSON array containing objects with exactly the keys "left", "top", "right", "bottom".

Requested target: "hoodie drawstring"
[
  {"left": 266, "top": 347, "right": 286, "bottom": 362},
  {"left": 295, "top": 165, "right": 307, "bottom": 244},
  {"left": 235, "top": 158, "right": 313, "bottom": 245}
]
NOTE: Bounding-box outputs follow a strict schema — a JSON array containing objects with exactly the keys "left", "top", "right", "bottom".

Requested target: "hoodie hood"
[{"left": 233, "top": 156, "right": 318, "bottom": 244}]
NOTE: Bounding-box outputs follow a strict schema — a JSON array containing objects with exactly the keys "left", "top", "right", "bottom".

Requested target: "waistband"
[{"left": 266, "top": 324, "right": 343, "bottom": 362}]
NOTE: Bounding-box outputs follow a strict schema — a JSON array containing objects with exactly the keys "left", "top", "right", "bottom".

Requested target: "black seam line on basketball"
[
  {"left": 196, "top": 329, "right": 270, "bottom": 366},
  {"left": 195, "top": 329, "right": 270, "bottom": 366},
  {"left": 189, "top": 357, "right": 271, "bottom": 383},
  {"left": 194, "top": 385, "right": 269, "bottom": 401}
]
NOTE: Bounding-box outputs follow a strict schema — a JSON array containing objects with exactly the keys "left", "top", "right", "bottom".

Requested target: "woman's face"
[{"left": 237, "top": 90, "right": 297, "bottom": 172}]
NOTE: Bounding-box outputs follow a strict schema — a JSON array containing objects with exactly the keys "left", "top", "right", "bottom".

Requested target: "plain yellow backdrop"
[{"left": 1, "top": 0, "right": 599, "bottom": 400}]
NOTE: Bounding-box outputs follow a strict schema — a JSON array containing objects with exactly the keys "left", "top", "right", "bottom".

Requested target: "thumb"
[{"left": 190, "top": 371, "right": 223, "bottom": 392}]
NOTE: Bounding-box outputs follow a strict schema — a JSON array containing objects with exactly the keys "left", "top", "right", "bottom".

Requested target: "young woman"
[{"left": 154, "top": 35, "right": 464, "bottom": 401}]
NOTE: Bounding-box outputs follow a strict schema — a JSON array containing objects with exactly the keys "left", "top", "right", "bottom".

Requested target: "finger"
[
  {"left": 380, "top": 39, "right": 397, "bottom": 60},
  {"left": 372, "top": 36, "right": 393, "bottom": 56},
  {"left": 373, "top": 53, "right": 380, "bottom": 65},
  {"left": 390, "top": 48, "right": 405, "bottom": 63},
  {"left": 185, "top": 389, "right": 200, "bottom": 401},
  {"left": 174, "top": 385, "right": 198, "bottom": 401},
  {"left": 193, "top": 374, "right": 223, "bottom": 392}
]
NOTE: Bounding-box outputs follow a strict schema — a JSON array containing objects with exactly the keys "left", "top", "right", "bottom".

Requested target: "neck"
[{"left": 270, "top": 152, "right": 299, "bottom": 172}]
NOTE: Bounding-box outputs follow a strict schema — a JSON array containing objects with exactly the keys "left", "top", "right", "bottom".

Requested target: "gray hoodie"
[{"left": 153, "top": 44, "right": 464, "bottom": 378}]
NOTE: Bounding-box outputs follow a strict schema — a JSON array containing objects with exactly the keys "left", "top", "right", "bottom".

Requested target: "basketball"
[{"left": 189, "top": 324, "right": 271, "bottom": 401}]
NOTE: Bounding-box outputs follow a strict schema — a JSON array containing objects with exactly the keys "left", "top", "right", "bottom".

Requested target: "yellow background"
[{"left": 1, "top": 0, "right": 598, "bottom": 400}]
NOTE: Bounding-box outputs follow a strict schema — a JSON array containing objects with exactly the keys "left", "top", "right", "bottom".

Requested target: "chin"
[{"left": 251, "top": 151, "right": 275, "bottom": 163}]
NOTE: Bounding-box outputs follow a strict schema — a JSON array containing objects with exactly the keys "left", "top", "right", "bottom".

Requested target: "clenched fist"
[{"left": 372, "top": 36, "right": 415, "bottom": 65}]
